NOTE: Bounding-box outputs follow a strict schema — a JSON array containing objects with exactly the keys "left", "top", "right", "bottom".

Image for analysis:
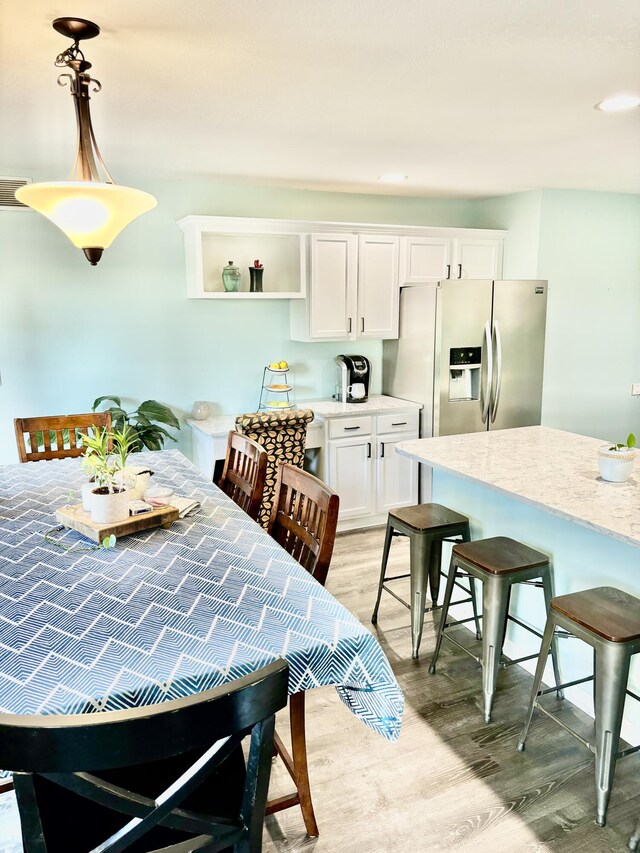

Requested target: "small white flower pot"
[
  {"left": 81, "top": 481, "right": 97, "bottom": 512},
  {"left": 597, "top": 446, "right": 636, "bottom": 483},
  {"left": 114, "top": 467, "right": 152, "bottom": 500},
  {"left": 90, "top": 487, "right": 130, "bottom": 524}
]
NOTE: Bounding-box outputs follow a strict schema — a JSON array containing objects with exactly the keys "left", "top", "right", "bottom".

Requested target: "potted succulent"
[
  {"left": 598, "top": 433, "right": 637, "bottom": 483},
  {"left": 82, "top": 428, "right": 129, "bottom": 523}
]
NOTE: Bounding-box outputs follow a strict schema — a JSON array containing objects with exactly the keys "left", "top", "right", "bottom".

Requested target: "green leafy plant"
[
  {"left": 92, "top": 396, "right": 180, "bottom": 451},
  {"left": 81, "top": 427, "right": 118, "bottom": 491},
  {"left": 608, "top": 433, "right": 636, "bottom": 452}
]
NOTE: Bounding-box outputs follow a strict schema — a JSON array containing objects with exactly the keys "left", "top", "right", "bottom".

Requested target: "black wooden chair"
[{"left": 0, "top": 660, "right": 288, "bottom": 853}]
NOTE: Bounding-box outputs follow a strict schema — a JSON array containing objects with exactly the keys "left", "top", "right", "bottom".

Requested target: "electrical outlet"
[{"left": 632, "top": 383, "right": 640, "bottom": 396}]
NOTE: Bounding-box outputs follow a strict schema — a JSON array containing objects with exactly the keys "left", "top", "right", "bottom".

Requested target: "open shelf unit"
[{"left": 178, "top": 217, "right": 307, "bottom": 299}]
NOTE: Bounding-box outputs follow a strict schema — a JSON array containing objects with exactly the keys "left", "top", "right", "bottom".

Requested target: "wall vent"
[{"left": 0, "top": 177, "right": 31, "bottom": 210}]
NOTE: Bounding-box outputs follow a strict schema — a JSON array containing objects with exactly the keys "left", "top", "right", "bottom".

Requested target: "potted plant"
[
  {"left": 92, "top": 396, "right": 180, "bottom": 451},
  {"left": 82, "top": 428, "right": 129, "bottom": 523},
  {"left": 112, "top": 424, "right": 151, "bottom": 498},
  {"left": 598, "top": 433, "right": 637, "bottom": 483}
]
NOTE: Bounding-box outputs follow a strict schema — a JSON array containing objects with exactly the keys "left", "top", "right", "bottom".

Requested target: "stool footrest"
[
  {"left": 502, "top": 652, "right": 540, "bottom": 668},
  {"left": 627, "top": 688, "right": 640, "bottom": 704},
  {"left": 533, "top": 700, "right": 640, "bottom": 761},
  {"left": 440, "top": 632, "right": 482, "bottom": 666},
  {"left": 538, "top": 674, "right": 593, "bottom": 695},
  {"left": 444, "top": 615, "right": 480, "bottom": 628},
  {"left": 381, "top": 585, "right": 411, "bottom": 611},
  {"left": 532, "top": 702, "right": 594, "bottom": 752},
  {"left": 506, "top": 614, "right": 544, "bottom": 640}
]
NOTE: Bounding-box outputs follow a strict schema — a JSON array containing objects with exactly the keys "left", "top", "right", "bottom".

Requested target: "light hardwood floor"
[
  {"left": 1, "top": 527, "right": 638, "bottom": 852},
  {"left": 264, "top": 527, "right": 640, "bottom": 852}
]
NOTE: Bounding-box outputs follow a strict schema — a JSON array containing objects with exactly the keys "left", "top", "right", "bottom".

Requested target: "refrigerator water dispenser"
[{"left": 449, "top": 347, "right": 481, "bottom": 401}]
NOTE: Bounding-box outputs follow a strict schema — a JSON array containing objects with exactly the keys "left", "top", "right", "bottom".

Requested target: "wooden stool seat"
[
  {"left": 551, "top": 586, "right": 640, "bottom": 643},
  {"left": 452, "top": 536, "right": 548, "bottom": 575},
  {"left": 389, "top": 502, "right": 469, "bottom": 532}
]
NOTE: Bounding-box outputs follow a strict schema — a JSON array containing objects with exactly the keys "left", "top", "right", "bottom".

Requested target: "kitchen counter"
[
  {"left": 397, "top": 425, "right": 640, "bottom": 549},
  {"left": 397, "top": 424, "right": 640, "bottom": 743},
  {"left": 305, "top": 394, "right": 421, "bottom": 418}
]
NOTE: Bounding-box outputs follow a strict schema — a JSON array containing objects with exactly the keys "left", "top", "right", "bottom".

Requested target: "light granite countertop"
[
  {"left": 397, "top": 426, "right": 640, "bottom": 548},
  {"left": 303, "top": 394, "right": 422, "bottom": 418},
  {"left": 188, "top": 395, "right": 421, "bottom": 435}
]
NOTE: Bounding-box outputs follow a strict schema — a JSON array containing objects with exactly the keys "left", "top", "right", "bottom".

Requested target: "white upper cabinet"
[
  {"left": 357, "top": 235, "right": 400, "bottom": 339},
  {"left": 291, "top": 232, "right": 399, "bottom": 342},
  {"left": 307, "top": 233, "right": 358, "bottom": 340},
  {"left": 399, "top": 236, "right": 452, "bottom": 284},
  {"left": 399, "top": 234, "right": 503, "bottom": 283},
  {"left": 454, "top": 238, "right": 504, "bottom": 280}
]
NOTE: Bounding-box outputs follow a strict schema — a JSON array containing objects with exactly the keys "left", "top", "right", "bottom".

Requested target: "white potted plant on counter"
[
  {"left": 82, "top": 428, "right": 130, "bottom": 523},
  {"left": 598, "top": 433, "right": 637, "bottom": 483}
]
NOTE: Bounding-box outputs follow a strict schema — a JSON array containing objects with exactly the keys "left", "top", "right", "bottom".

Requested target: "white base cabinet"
[{"left": 323, "top": 410, "right": 419, "bottom": 530}]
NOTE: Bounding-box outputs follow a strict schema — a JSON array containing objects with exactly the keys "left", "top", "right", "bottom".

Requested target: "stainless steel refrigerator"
[{"left": 382, "top": 279, "right": 548, "bottom": 440}]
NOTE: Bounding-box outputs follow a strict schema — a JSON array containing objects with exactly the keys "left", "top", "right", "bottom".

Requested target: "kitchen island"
[{"left": 397, "top": 425, "right": 640, "bottom": 742}]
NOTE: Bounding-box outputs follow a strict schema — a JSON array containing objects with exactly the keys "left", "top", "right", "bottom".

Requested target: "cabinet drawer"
[
  {"left": 376, "top": 411, "right": 419, "bottom": 435},
  {"left": 328, "top": 415, "right": 372, "bottom": 439}
]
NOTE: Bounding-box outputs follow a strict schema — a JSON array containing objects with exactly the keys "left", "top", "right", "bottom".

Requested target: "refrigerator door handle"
[
  {"left": 480, "top": 320, "right": 493, "bottom": 424},
  {"left": 490, "top": 321, "right": 503, "bottom": 423}
]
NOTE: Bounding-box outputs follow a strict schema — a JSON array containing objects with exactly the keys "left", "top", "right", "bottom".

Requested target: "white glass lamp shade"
[{"left": 15, "top": 181, "right": 157, "bottom": 257}]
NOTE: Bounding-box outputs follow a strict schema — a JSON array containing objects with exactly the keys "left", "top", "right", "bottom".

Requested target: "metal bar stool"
[
  {"left": 429, "top": 536, "right": 563, "bottom": 723},
  {"left": 371, "top": 503, "right": 481, "bottom": 659},
  {"left": 518, "top": 586, "right": 640, "bottom": 827}
]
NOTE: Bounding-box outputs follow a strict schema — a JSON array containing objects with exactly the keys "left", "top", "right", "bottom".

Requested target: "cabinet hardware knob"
[
  {"left": 347, "top": 317, "right": 352, "bottom": 334},
  {"left": 344, "top": 426, "right": 361, "bottom": 431},
  {"left": 361, "top": 317, "right": 365, "bottom": 333},
  {"left": 457, "top": 263, "right": 462, "bottom": 279},
  {"left": 380, "top": 442, "right": 385, "bottom": 458},
  {"left": 446, "top": 264, "right": 451, "bottom": 279},
  {"left": 391, "top": 422, "right": 407, "bottom": 426},
  {"left": 367, "top": 442, "right": 372, "bottom": 458}
]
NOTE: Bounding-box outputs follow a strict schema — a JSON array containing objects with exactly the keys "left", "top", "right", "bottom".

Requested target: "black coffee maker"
[{"left": 335, "top": 355, "right": 371, "bottom": 403}]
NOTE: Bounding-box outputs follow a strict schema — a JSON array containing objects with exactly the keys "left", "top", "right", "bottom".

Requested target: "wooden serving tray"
[{"left": 56, "top": 503, "right": 179, "bottom": 543}]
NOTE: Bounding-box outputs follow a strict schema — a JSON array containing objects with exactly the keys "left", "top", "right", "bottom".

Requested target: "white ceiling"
[{"left": 2, "top": 0, "right": 640, "bottom": 197}]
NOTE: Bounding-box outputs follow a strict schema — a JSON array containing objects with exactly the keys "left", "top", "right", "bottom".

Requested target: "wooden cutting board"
[{"left": 56, "top": 503, "right": 179, "bottom": 543}]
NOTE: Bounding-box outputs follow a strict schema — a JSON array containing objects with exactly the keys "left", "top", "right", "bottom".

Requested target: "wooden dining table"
[{"left": 0, "top": 449, "right": 403, "bottom": 789}]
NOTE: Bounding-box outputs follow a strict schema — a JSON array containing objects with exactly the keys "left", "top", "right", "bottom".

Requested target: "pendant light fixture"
[{"left": 16, "top": 18, "right": 156, "bottom": 265}]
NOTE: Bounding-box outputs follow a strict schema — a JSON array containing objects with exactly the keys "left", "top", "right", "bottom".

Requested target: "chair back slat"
[
  {"left": 14, "top": 413, "right": 112, "bottom": 463},
  {"left": 218, "top": 431, "right": 268, "bottom": 521},
  {"left": 2, "top": 660, "right": 288, "bottom": 853},
  {"left": 268, "top": 463, "right": 339, "bottom": 587}
]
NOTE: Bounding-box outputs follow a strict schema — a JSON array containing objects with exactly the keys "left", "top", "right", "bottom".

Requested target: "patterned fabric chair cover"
[{"left": 234, "top": 409, "right": 314, "bottom": 528}]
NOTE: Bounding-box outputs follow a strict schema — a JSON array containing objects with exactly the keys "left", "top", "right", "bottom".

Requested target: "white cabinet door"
[
  {"left": 399, "top": 236, "right": 452, "bottom": 283},
  {"left": 327, "top": 436, "right": 374, "bottom": 519},
  {"left": 453, "top": 239, "right": 503, "bottom": 280},
  {"left": 308, "top": 233, "right": 357, "bottom": 340},
  {"left": 376, "top": 432, "right": 418, "bottom": 514},
  {"left": 357, "top": 234, "right": 400, "bottom": 339}
]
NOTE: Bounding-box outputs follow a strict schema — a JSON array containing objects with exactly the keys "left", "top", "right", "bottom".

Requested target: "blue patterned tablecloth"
[{"left": 0, "top": 450, "right": 403, "bottom": 746}]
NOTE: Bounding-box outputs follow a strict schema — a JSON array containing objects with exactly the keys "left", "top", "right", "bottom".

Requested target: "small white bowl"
[{"left": 145, "top": 486, "right": 174, "bottom": 506}]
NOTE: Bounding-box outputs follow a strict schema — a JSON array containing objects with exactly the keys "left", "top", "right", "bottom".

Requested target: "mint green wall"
[
  {"left": 476, "top": 190, "right": 542, "bottom": 278},
  {"left": 477, "top": 189, "right": 640, "bottom": 442},
  {"left": 0, "top": 174, "right": 480, "bottom": 464},
  {"left": 537, "top": 190, "right": 640, "bottom": 440}
]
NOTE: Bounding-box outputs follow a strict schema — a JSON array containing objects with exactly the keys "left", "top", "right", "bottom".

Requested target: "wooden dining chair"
[
  {"left": 0, "top": 660, "right": 288, "bottom": 853},
  {"left": 14, "top": 413, "right": 112, "bottom": 463},
  {"left": 265, "top": 463, "right": 340, "bottom": 837},
  {"left": 218, "top": 431, "right": 268, "bottom": 521}
]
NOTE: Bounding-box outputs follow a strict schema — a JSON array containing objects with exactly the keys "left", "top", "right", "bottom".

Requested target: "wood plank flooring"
[
  {"left": 263, "top": 527, "right": 640, "bottom": 852},
  {"left": 0, "top": 527, "right": 638, "bottom": 851}
]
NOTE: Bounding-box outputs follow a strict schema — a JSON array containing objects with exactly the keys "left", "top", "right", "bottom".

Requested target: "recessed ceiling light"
[
  {"left": 594, "top": 94, "right": 640, "bottom": 112},
  {"left": 379, "top": 173, "right": 408, "bottom": 183}
]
